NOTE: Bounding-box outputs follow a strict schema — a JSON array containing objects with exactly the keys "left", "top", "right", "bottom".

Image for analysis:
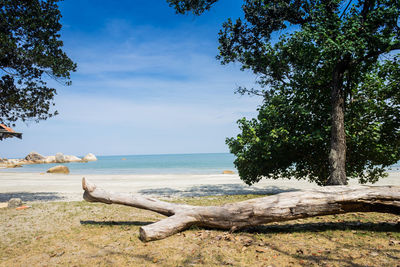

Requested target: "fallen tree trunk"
[{"left": 82, "top": 178, "right": 400, "bottom": 241}]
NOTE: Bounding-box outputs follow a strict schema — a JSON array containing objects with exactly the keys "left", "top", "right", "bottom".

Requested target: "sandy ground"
[{"left": 0, "top": 171, "right": 399, "bottom": 202}]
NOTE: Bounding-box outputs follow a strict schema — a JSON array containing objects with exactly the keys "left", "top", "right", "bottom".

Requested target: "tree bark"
[
  {"left": 327, "top": 65, "right": 347, "bottom": 185},
  {"left": 82, "top": 178, "right": 400, "bottom": 242}
]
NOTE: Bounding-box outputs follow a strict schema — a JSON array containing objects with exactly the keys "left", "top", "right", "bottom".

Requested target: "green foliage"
[
  {"left": 227, "top": 58, "right": 400, "bottom": 186},
  {"left": 0, "top": 0, "right": 76, "bottom": 126},
  {"left": 222, "top": 0, "right": 400, "bottom": 185},
  {"left": 169, "top": 0, "right": 400, "bottom": 185},
  {"left": 167, "top": 0, "right": 218, "bottom": 15}
]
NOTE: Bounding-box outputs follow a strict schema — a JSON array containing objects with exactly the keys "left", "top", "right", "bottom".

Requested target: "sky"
[{"left": 1, "top": 0, "right": 263, "bottom": 158}]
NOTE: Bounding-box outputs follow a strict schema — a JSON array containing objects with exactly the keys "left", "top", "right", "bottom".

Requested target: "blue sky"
[{"left": 2, "top": 0, "right": 262, "bottom": 158}]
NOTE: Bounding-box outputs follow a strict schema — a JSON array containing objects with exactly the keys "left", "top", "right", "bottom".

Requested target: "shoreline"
[{"left": 1, "top": 171, "right": 400, "bottom": 202}]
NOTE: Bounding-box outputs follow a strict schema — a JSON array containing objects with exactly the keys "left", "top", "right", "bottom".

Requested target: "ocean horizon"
[
  {"left": 0, "top": 153, "right": 237, "bottom": 175},
  {"left": 1, "top": 152, "right": 400, "bottom": 175}
]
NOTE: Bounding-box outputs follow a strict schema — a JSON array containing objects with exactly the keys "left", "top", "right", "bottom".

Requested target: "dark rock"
[
  {"left": 25, "top": 152, "right": 45, "bottom": 163},
  {"left": 8, "top": 198, "right": 22, "bottom": 208}
]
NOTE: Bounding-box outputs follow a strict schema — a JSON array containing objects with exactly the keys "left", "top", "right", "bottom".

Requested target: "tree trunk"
[
  {"left": 82, "top": 178, "right": 400, "bottom": 242},
  {"left": 327, "top": 66, "right": 347, "bottom": 185}
]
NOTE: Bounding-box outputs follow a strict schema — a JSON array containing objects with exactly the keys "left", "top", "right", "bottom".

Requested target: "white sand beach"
[{"left": 0, "top": 171, "right": 399, "bottom": 202}]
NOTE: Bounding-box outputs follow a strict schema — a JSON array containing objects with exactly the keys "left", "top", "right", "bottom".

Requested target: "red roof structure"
[{"left": 0, "top": 124, "right": 22, "bottom": 140}]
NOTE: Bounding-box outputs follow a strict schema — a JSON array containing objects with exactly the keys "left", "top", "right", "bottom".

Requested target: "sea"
[
  {"left": 0, "top": 153, "right": 236, "bottom": 175},
  {"left": 1, "top": 152, "right": 400, "bottom": 175}
]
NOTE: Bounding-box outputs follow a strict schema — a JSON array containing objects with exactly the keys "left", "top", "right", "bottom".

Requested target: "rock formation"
[
  {"left": 44, "top": 156, "right": 56, "bottom": 163},
  {"left": 1, "top": 152, "right": 96, "bottom": 168},
  {"left": 7, "top": 198, "right": 22, "bottom": 208},
  {"left": 83, "top": 153, "right": 97, "bottom": 161},
  {"left": 47, "top": 165, "right": 70, "bottom": 174},
  {"left": 4, "top": 159, "right": 23, "bottom": 168},
  {"left": 24, "top": 152, "right": 45, "bottom": 163},
  {"left": 55, "top": 152, "right": 65, "bottom": 163},
  {"left": 64, "top": 155, "right": 82, "bottom": 162}
]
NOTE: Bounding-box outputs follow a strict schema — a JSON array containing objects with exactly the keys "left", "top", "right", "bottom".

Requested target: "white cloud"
[{"left": 1, "top": 19, "right": 263, "bottom": 158}]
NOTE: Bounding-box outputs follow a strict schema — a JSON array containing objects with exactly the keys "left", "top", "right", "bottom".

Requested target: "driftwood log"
[{"left": 82, "top": 178, "right": 400, "bottom": 241}]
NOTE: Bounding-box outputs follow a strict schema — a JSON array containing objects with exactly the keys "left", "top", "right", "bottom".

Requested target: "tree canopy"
[
  {"left": 168, "top": 0, "right": 400, "bottom": 185},
  {"left": 0, "top": 0, "right": 76, "bottom": 126}
]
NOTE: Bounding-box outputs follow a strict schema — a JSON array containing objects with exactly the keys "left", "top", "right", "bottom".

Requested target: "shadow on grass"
[
  {"left": 243, "top": 220, "right": 400, "bottom": 234},
  {"left": 138, "top": 184, "right": 298, "bottom": 197},
  {"left": 84, "top": 239, "right": 162, "bottom": 264},
  {"left": 242, "top": 221, "right": 400, "bottom": 266},
  {"left": 80, "top": 220, "right": 152, "bottom": 227},
  {"left": 81, "top": 219, "right": 400, "bottom": 266},
  {"left": 82, "top": 219, "right": 400, "bottom": 235},
  {"left": 0, "top": 191, "right": 63, "bottom": 202}
]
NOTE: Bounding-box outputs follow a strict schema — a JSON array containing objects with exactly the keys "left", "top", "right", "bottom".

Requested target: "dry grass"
[{"left": 1, "top": 195, "right": 400, "bottom": 266}]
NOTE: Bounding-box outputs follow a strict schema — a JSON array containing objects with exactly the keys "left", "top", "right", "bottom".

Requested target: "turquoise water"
[
  {"left": 1, "top": 153, "right": 236, "bottom": 175},
  {"left": 2, "top": 152, "right": 399, "bottom": 175}
]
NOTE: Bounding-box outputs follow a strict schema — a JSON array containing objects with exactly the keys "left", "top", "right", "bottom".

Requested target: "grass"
[{"left": 0, "top": 195, "right": 399, "bottom": 266}]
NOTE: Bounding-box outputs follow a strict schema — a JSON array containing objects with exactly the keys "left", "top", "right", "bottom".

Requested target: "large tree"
[
  {"left": 0, "top": 0, "right": 76, "bottom": 126},
  {"left": 168, "top": 0, "right": 400, "bottom": 185}
]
